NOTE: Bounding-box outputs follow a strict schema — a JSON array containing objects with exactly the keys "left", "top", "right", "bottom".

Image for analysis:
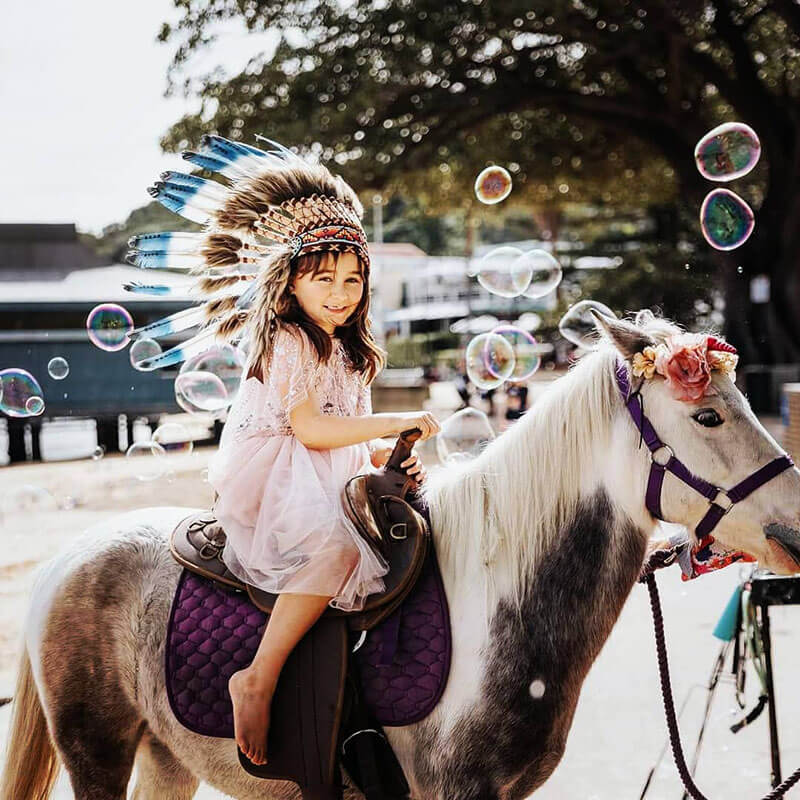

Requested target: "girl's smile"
[{"left": 292, "top": 251, "right": 365, "bottom": 334}]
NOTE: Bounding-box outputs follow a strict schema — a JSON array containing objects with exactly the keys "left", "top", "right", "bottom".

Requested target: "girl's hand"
[
  {"left": 400, "top": 452, "right": 428, "bottom": 485},
  {"left": 390, "top": 411, "right": 441, "bottom": 440}
]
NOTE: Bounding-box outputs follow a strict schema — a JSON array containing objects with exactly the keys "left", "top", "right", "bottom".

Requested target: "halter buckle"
[
  {"left": 712, "top": 490, "right": 734, "bottom": 513},
  {"left": 651, "top": 444, "right": 674, "bottom": 468}
]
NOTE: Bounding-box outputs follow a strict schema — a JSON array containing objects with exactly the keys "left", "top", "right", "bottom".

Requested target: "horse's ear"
[{"left": 590, "top": 310, "right": 655, "bottom": 359}]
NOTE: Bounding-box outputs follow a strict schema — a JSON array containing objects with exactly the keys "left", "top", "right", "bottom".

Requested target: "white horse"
[{"left": 3, "top": 313, "right": 800, "bottom": 800}]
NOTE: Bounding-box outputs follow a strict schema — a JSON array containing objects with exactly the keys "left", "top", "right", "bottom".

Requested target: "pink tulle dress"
[{"left": 207, "top": 323, "right": 389, "bottom": 611}]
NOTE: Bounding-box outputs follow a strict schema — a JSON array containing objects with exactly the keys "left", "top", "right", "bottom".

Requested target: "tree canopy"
[{"left": 157, "top": 0, "right": 800, "bottom": 361}]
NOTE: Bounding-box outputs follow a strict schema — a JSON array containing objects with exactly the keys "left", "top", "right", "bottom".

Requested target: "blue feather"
[
  {"left": 130, "top": 306, "right": 205, "bottom": 339},
  {"left": 136, "top": 328, "right": 217, "bottom": 370},
  {"left": 147, "top": 183, "right": 211, "bottom": 225},
  {"left": 181, "top": 151, "right": 229, "bottom": 174},
  {"left": 127, "top": 232, "right": 204, "bottom": 253},
  {"left": 125, "top": 250, "right": 205, "bottom": 271},
  {"left": 123, "top": 282, "right": 175, "bottom": 296}
]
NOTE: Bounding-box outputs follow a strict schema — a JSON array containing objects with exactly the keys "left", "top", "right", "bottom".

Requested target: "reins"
[{"left": 646, "top": 573, "right": 800, "bottom": 799}]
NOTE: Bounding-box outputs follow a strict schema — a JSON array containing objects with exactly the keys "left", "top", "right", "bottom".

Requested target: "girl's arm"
[{"left": 289, "top": 387, "right": 439, "bottom": 450}]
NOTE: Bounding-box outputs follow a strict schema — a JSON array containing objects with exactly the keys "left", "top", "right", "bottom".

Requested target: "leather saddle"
[
  {"left": 170, "top": 429, "right": 429, "bottom": 632},
  {"left": 168, "top": 429, "right": 429, "bottom": 799}
]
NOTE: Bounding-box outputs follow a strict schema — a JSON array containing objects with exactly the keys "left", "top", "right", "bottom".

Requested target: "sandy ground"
[{"left": 0, "top": 443, "right": 798, "bottom": 799}]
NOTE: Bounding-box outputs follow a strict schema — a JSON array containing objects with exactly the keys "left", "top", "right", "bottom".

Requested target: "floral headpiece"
[{"left": 631, "top": 333, "right": 739, "bottom": 402}]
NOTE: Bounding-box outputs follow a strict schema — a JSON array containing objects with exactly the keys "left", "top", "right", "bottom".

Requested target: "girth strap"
[{"left": 615, "top": 359, "right": 793, "bottom": 536}]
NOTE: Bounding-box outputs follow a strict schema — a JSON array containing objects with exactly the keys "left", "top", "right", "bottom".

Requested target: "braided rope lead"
[{"left": 645, "top": 573, "right": 800, "bottom": 799}]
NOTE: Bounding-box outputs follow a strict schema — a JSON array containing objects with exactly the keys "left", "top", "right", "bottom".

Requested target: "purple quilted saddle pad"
[{"left": 165, "top": 549, "right": 451, "bottom": 737}]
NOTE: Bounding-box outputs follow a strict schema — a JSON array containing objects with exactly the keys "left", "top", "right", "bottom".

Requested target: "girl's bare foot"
[{"left": 228, "top": 667, "right": 275, "bottom": 765}]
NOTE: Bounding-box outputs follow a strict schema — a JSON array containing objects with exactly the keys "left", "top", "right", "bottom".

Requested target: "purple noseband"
[{"left": 615, "top": 360, "right": 794, "bottom": 537}]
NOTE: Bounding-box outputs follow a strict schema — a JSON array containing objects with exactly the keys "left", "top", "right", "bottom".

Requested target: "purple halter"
[{"left": 615, "top": 360, "right": 794, "bottom": 537}]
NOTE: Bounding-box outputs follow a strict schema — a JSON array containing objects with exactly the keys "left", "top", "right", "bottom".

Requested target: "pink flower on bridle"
[{"left": 631, "top": 333, "right": 739, "bottom": 402}]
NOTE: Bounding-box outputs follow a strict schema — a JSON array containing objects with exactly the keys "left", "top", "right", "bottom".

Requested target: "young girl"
[{"left": 202, "top": 154, "right": 440, "bottom": 766}]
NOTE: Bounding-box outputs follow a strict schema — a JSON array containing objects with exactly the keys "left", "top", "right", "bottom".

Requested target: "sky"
[{"left": 0, "top": 1, "right": 276, "bottom": 235}]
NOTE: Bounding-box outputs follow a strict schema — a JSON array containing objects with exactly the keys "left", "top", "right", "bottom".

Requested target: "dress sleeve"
[
  {"left": 267, "top": 325, "right": 320, "bottom": 415},
  {"left": 356, "top": 381, "right": 373, "bottom": 416}
]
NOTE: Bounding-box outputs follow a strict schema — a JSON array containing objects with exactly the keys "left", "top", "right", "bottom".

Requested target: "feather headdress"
[{"left": 125, "top": 135, "right": 370, "bottom": 370}]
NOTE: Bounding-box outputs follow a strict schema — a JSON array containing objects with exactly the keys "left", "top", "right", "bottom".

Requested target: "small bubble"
[
  {"left": 130, "top": 338, "right": 162, "bottom": 371},
  {"left": 559, "top": 301, "right": 617, "bottom": 349},
  {"left": 436, "top": 408, "right": 495, "bottom": 462},
  {"left": 91, "top": 445, "right": 105, "bottom": 461},
  {"left": 474, "top": 166, "right": 513, "bottom": 204},
  {"left": 695, "top": 122, "right": 761, "bottom": 182},
  {"left": 25, "top": 396, "right": 45, "bottom": 415},
  {"left": 86, "top": 303, "right": 133, "bottom": 352},
  {"left": 465, "top": 333, "right": 515, "bottom": 390},
  {"left": 529, "top": 679, "right": 546, "bottom": 699},
  {"left": 47, "top": 357, "right": 70, "bottom": 380},
  {"left": 700, "top": 189, "right": 755, "bottom": 251}
]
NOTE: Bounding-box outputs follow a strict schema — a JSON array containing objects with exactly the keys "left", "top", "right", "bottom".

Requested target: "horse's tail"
[{"left": 0, "top": 644, "right": 60, "bottom": 800}]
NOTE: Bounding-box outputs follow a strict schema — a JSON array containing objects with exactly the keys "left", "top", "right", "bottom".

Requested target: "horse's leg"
[
  {"left": 36, "top": 540, "right": 156, "bottom": 799},
  {"left": 130, "top": 728, "right": 199, "bottom": 800}
]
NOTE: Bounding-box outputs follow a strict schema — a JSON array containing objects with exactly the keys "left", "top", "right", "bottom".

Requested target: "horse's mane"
[{"left": 424, "top": 313, "right": 682, "bottom": 609}]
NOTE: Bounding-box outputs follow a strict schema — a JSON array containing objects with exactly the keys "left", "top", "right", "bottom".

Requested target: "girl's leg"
[{"left": 228, "top": 592, "right": 332, "bottom": 765}]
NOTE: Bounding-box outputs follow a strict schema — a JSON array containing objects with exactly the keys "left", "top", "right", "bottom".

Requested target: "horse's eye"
[{"left": 693, "top": 408, "right": 724, "bottom": 427}]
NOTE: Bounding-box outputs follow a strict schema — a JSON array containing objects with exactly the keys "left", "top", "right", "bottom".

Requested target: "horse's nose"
[{"left": 764, "top": 522, "right": 800, "bottom": 567}]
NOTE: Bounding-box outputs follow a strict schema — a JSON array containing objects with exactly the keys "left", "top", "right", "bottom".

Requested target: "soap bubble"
[
  {"left": 86, "top": 304, "right": 133, "bottom": 352},
  {"left": 519, "top": 250, "right": 563, "bottom": 299},
  {"left": 152, "top": 422, "right": 194, "bottom": 455},
  {"left": 25, "top": 396, "right": 45, "bottom": 416},
  {"left": 436, "top": 408, "right": 496, "bottom": 463},
  {"left": 475, "top": 166, "right": 513, "bottom": 204},
  {"left": 476, "top": 247, "right": 531, "bottom": 298},
  {"left": 178, "top": 345, "right": 243, "bottom": 410},
  {"left": 47, "top": 357, "right": 69, "bottom": 380},
  {"left": 130, "top": 338, "right": 163, "bottom": 371},
  {"left": 700, "top": 189, "right": 755, "bottom": 251},
  {"left": 559, "top": 300, "right": 617, "bottom": 349},
  {"left": 529, "top": 679, "right": 547, "bottom": 699},
  {"left": 466, "top": 332, "right": 515, "bottom": 390},
  {"left": 91, "top": 445, "right": 106, "bottom": 461},
  {"left": 175, "top": 371, "right": 229, "bottom": 412},
  {"left": 125, "top": 441, "right": 167, "bottom": 481},
  {"left": 0, "top": 369, "right": 45, "bottom": 418},
  {"left": 491, "top": 326, "right": 541, "bottom": 382},
  {"left": 695, "top": 122, "right": 761, "bottom": 182}
]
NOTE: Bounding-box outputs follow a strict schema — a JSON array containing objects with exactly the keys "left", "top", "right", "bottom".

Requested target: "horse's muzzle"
[{"left": 764, "top": 522, "right": 800, "bottom": 573}]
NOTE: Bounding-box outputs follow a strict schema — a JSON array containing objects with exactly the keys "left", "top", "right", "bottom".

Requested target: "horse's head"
[{"left": 595, "top": 310, "right": 800, "bottom": 576}]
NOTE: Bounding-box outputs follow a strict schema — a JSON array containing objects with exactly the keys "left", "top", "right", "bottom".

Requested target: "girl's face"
[{"left": 291, "top": 251, "right": 365, "bottom": 335}]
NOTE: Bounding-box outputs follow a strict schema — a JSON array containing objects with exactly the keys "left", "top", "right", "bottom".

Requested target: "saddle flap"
[{"left": 169, "top": 512, "right": 246, "bottom": 592}]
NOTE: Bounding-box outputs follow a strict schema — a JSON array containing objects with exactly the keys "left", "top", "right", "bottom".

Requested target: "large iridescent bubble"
[
  {"left": 130, "top": 338, "right": 163, "bottom": 371},
  {"left": 474, "top": 166, "right": 513, "bottom": 205},
  {"left": 700, "top": 189, "right": 755, "bottom": 251},
  {"left": 177, "top": 344, "right": 243, "bottom": 412},
  {"left": 491, "top": 326, "right": 541, "bottom": 382},
  {"left": 152, "top": 422, "right": 194, "bottom": 455},
  {"left": 436, "top": 407, "right": 496, "bottom": 463},
  {"left": 465, "top": 332, "right": 515, "bottom": 390},
  {"left": 476, "top": 247, "right": 532, "bottom": 298},
  {"left": 125, "top": 441, "right": 167, "bottom": 481},
  {"left": 0, "top": 369, "right": 45, "bottom": 418},
  {"left": 694, "top": 122, "right": 761, "bottom": 182},
  {"left": 86, "top": 303, "right": 133, "bottom": 352},
  {"left": 175, "top": 371, "right": 229, "bottom": 412},
  {"left": 519, "top": 250, "right": 563, "bottom": 299},
  {"left": 558, "top": 300, "right": 617, "bottom": 349}
]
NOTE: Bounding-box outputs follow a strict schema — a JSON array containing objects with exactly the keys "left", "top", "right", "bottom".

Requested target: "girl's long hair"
[{"left": 248, "top": 249, "right": 385, "bottom": 385}]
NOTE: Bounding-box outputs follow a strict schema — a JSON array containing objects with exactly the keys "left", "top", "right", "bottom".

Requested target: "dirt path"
[{"left": 0, "top": 451, "right": 798, "bottom": 798}]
